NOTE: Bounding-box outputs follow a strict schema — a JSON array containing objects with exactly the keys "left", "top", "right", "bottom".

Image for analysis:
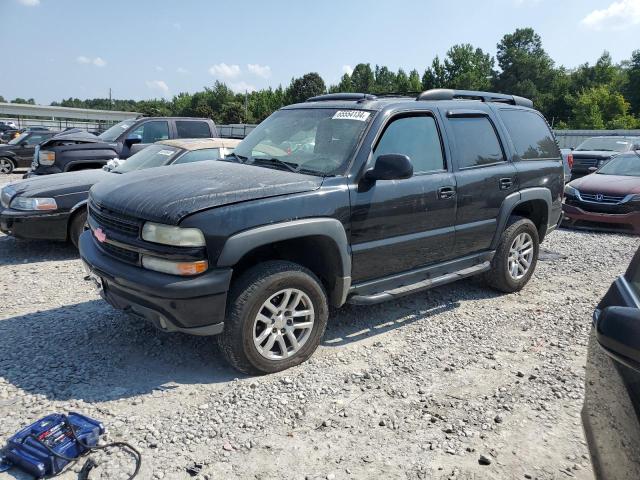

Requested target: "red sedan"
[{"left": 563, "top": 152, "right": 640, "bottom": 235}]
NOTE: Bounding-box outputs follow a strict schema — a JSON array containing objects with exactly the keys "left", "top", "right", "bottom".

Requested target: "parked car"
[
  {"left": 26, "top": 117, "right": 218, "bottom": 176},
  {"left": 570, "top": 136, "right": 640, "bottom": 179},
  {"left": 79, "top": 89, "right": 564, "bottom": 374},
  {"left": 583, "top": 246, "right": 640, "bottom": 479},
  {"left": 0, "top": 130, "right": 58, "bottom": 174},
  {"left": 560, "top": 148, "right": 573, "bottom": 183},
  {"left": 563, "top": 151, "right": 640, "bottom": 234},
  {"left": 0, "top": 138, "right": 239, "bottom": 247}
]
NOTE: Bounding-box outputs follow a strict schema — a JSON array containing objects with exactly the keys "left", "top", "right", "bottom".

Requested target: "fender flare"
[{"left": 491, "top": 187, "right": 553, "bottom": 249}]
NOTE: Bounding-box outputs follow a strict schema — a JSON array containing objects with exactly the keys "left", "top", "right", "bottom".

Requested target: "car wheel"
[
  {"left": 218, "top": 260, "right": 329, "bottom": 375},
  {"left": 0, "top": 157, "right": 14, "bottom": 174},
  {"left": 69, "top": 208, "right": 88, "bottom": 249},
  {"left": 484, "top": 216, "right": 539, "bottom": 293}
]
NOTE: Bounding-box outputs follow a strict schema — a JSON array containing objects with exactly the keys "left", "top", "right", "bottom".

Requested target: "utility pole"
[
  {"left": 109, "top": 88, "right": 112, "bottom": 109},
  {"left": 244, "top": 90, "right": 248, "bottom": 121}
]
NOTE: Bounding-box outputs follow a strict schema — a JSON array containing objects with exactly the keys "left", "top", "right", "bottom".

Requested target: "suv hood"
[
  {"left": 90, "top": 162, "right": 323, "bottom": 224},
  {"left": 571, "top": 173, "right": 640, "bottom": 196},
  {"left": 9, "top": 169, "right": 111, "bottom": 198}
]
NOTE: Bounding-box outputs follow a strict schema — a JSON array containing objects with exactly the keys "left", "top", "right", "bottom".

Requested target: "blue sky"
[{"left": 1, "top": 0, "right": 639, "bottom": 104}]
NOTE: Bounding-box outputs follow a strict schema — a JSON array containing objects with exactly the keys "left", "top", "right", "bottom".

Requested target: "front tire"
[
  {"left": 485, "top": 216, "right": 539, "bottom": 293},
  {"left": 0, "top": 157, "right": 15, "bottom": 174},
  {"left": 69, "top": 208, "right": 88, "bottom": 249},
  {"left": 218, "top": 261, "right": 329, "bottom": 375}
]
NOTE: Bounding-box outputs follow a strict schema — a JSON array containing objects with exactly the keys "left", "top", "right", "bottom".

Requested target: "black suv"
[
  {"left": 80, "top": 89, "right": 564, "bottom": 374},
  {"left": 28, "top": 117, "right": 217, "bottom": 176}
]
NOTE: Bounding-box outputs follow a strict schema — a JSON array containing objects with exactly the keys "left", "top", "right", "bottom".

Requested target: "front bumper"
[
  {"left": 0, "top": 207, "right": 69, "bottom": 241},
  {"left": 562, "top": 203, "right": 640, "bottom": 235},
  {"left": 79, "top": 231, "right": 231, "bottom": 336}
]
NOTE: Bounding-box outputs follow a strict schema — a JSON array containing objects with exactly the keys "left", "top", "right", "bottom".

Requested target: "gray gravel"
[{"left": 1, "top": 171, "right": 637, "bottom": 479}]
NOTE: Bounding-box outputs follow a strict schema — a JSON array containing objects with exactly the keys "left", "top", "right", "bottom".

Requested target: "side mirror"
[
  {"left": 20, "top": 141, "right": 28, "bottom": 147},
  {"left": 125, "top": 135, "right": 142, "bottom": 146},
  {"left": 364, "top": 154, "right": 413, "bottom": 181},
  {"left": 588, "top": 167, "right": 598, "bottom": 173},
  {"left": 596, "top": 306, "right": 640, "bottom": 371},
  {"left": 570, "top": 147, "right": 575, "bottom": 151},
  {"left": 633, "top": 144, "right": 640, "bottom": 151}
]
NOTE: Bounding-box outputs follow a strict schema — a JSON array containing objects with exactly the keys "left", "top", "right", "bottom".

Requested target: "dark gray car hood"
[
  {"left": 90, "top": 162, "right": 323, "bottom": 224},
  {"left": 11, "top": 169, "right": 111, "bottom": 198}
]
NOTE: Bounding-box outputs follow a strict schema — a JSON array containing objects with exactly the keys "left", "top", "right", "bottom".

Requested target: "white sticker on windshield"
[
  {"left": 617, "top": 141, "right": 630, "bottom": 144},
  {"left": 157, "top": 150, "right": 174, "bottom": 156},
  {"left": 332, "top": 110, "right": 371, "bottom": 122}
]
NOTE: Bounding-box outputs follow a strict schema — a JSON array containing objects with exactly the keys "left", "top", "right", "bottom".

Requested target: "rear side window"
[
  {"left": 449, "top": 116, "right": 505, "bottom": 168},
  {"left": 129, "top": 121, "right": 169, "bottom": 143},
  {"left": 499, "top": 109, "right": 560, "bottom": 160},
  {"left": 176, "top": 121, "right": 211, "bottom": 139},
  {"left": 173, "top": 148, "right": 222, "bottom": 164},
  {"left": 374, "top": 115, "right": 445, "bottom": 173}
]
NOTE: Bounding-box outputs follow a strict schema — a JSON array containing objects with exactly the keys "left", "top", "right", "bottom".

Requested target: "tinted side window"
[
  {"left": 26, "top": 134, "right": 48, "bottom": 145},
  {"left": 176, "top": 121, "right": 211, "bottom": 139},
  {"left": 499, "top": 109, "right": 560, "bottom": 160},
  {"left": 449, "top": 117, "right": 504, "bottom": 168},
  {"left": 173, "top": 148, "right": 222, "bottom": 164},
  {"left": 374, "top": 115, "right": 445, "bottom": 173},
  {"left": 129, "top": 121, "right": 169, "bottom": 143}
]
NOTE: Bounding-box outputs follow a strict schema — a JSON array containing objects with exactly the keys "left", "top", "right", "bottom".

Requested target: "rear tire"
[
  {"left": 69, "top": 208, "right": 88, "bottom": 249},
  {"left": 0, "top": 157, "right": 14, "bottom": 174},
  {"left": 484, "top": 216, "right": 539, "bottom": 293},
  {"left": 218, "top": 260, "right": 329, "bottom": 375}
]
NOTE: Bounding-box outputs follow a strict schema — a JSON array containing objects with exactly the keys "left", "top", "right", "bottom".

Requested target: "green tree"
[
  {"left": 569, "top": 85, "right": 632, "bottom": 129},
  {"left": 626, "top": 50, "right": 640, "bottom": 116},
  {"left": 286, "top": 72, "right": 326, "bottom": 103},
  {"left": 395, "top": 69, "right": 410, "bottom": 94},
  {"left": 443, "top": 44, "right": 494, "bottom": 90},
  {"left": 350, "top": 63, "right": 375, "bottom": 93},
  {"left": 11, "top": 97, "right": 36, "bottom": 104},
  {"left": 408, "top": 69, "right": 422, "bottom": 92}
]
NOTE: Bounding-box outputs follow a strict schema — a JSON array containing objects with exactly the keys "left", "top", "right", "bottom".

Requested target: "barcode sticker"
[{"left": 332, "top": 110, "right": 371, "bottom": 122}]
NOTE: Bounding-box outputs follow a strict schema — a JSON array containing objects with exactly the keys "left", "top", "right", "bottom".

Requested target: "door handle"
[
  {"left": 437, "top": 186, "right": 456, "bottom": 199},
  {"left": 499, "top": 178, "right": 513, "bottom": 190}
]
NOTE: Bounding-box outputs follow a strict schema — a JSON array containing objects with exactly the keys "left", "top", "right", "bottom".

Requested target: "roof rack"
[
  {"left": 306, "top": 93, "right": 377, "bottom": 103},
  {"left": 416, "top": 89, "right": 533, "bottom": 108}
]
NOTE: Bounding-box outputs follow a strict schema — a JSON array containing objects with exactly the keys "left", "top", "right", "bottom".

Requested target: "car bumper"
[
  {"left": 562, "top": 204, "right": 640, "bottom": 234},
  {"left": 0, "top": 207, "right": 70, "bottom": 241},
  {"left": 23, "top": 165, "right": 64, "bottom": 178},
  {"left": 78, "top": 231, "right": 231, "bottom": 336}
]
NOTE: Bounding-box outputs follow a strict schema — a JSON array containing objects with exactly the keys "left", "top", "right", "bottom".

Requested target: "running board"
[{"left": 347, "top": 261, "right": 491, "bottom": 305}]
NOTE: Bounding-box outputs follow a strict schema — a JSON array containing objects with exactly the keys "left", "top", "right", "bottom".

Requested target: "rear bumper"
[
  {"left": 562, "top": 203, "right": 640, "bottom": 234},
  {"left": 0, "top": 207, "right": 69, "bottom": 241},
  {"left": 79, "top": 231, "right": 231, "bottom": 336}
]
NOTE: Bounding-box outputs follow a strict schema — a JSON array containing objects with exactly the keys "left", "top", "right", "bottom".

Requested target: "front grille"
[
  {"left": 100, "top": 242, "right": 140, "bottom": 265},
  {"left": 580, "top": 193, "right": 625, "bottom": 204},
  {"left": 573, "top": 157, "right": 599, "bottom": 169},
  {"left": 567, "top": 197, "right": 634, "bottom": 214},
  {"left": 88, "top": 202, "right": 140, "bottom": 237}
]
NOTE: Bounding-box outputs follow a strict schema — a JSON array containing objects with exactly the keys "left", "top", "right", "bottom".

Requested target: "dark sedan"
[
  {"left": 0, "top": 130, "right": 57, "bottom": 174},
  {"left": 563, "top": 152, "right": 640, "bottom": 234},
  {"left": 583, "top": 247, "right": 640, "bottom": 479},
  {"left": 0, "top": 138, "right": 239, "bottom": 247}
]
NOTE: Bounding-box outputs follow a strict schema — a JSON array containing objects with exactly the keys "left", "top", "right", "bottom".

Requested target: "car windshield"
[
  {"left": 232, "top": 108, "right": 373, "bottom": 176},
  {"left": 597, "top": 153, "right": 640, "bottom": 176},
  {"left": 99, "top": 119, "right": 137, "bottom": 142},
  {"left": 113, "top": 144, "right": 180, "bottom": 173},
  {"left": 575, "top": 137, "right": 636, "bottom": 152},
  {"left": 8, "top": 133, "right": 28, "bottom": 145}
]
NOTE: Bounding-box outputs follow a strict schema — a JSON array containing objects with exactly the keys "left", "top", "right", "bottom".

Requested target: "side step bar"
[{"left": 347, "top": 261, "right": 491, "bottom": 305}]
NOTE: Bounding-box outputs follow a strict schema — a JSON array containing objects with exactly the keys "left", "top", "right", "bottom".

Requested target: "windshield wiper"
[
  {"left": 249, "top": 157, "right": 300, "bottom": 173},
  {"left": 224, "top": 152, "right": 248, "bottom": 163}
]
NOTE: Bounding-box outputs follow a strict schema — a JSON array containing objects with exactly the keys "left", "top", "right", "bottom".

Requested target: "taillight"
[{"left": 567, "top": 153, "right": 574, "bottom": 169}]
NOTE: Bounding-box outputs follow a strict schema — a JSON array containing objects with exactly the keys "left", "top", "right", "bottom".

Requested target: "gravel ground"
[{"left": 1, "top": 171, "right": 638, "bottom": 480}]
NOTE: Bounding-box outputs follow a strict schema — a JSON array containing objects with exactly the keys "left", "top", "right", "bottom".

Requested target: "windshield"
[
  {"left": 8, "top": 133, "right": 28, "bottom": 145},
  {"left": 232, "top": 108, "right": 373, "bottom": 176},
  {"left": 99, "top": 119, "right": 137, "bottom": 142},
  {"left": 597, "top": 153, "right": 640, "bottom": 176},
  {"left": 113, "top": 144, "right": 180, "bottom": 173},
  {"left": 575, "top": 137, "right": 636, "bottom": 152}
]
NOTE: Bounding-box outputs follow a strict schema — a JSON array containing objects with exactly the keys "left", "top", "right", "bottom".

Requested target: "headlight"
[
  {"left": 1, "top": 185, "right": 16, "bottom": 208},
  {"left": 564, "top": 184, "right": 579, "bottom": 197},
  {"left": 141, "top": 222, "right": 205, "bottom": 247},
  {"left": 38, "top": 150, "right": 55, "bottom": 165},
  {"left": 141, "top": 255, "right": 208, "bottom": 276},
  {"left": 10, "top": 197, "right": 57, "bottom": 211}
]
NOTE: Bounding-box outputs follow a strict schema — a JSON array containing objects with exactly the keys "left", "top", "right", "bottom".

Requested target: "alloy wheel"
[
  {"left": 0, "top": 158, "right": 13, "bottom": 174},
  {"left": 508, "top": 232, "right": 534, "bottom": 280}
]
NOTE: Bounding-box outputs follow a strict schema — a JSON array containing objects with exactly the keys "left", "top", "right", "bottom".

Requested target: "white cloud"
[
  {"left": 342, "top": 65, "right": 354, "bottom": 76},
  {"left": 93, "top": 57, "right": 106, "bottom": 67},
  {"left": 229, "top": 81, "right": 256, "bottom": 93},
  {"left": 17, "top": 0, "right": 40, "bottom": 6},
  {"left": 581, "top": 0, "right": 640, "bottom": 30},
  {"left": 172, "top": 22, "right": 182, "bottom": 30},
  {"left": 77, "top": 56, "right": 106, "bottom": 67},
  {"left": 146, "top": 80, "right": 170, "bottom": 96},
  {"left": 247, "top": 63, "right": 271, "bottom": 79},
  {"left": 177, "top": 67, "right": 188, "bottom": 74},
  {"left": 155, "top": 65, "right": 164, "bottom": 72},
  {"left": 76, "top": 56, "right": 91, "bottom": 64},
  {"left": 208, "top": 63, "right": 241, "bottom": 79}
]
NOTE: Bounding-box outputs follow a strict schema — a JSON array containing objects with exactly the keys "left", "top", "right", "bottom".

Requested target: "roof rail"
[
  {"left": 416, "top": 89, "right": 533, "bottom": 108},
  {"left": 306, "top": 93, "right": 377, "bottom": 103}
]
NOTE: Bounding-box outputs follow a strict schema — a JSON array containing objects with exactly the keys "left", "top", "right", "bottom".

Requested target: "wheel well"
[
  {"left": 230, "top": 236, "right": 343, "bottom": 301},
  {"left": 0, "top": 156, "right": 16, "bottom": 166},
  {"left": 66, "top": 162, "right": 104, "bottom": 172},
  {"left": 67, "top": 206, "right": 87, "bottom": 240},
  {"left": 511, "top": 200, "right": 549, "bottom": 240}
]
